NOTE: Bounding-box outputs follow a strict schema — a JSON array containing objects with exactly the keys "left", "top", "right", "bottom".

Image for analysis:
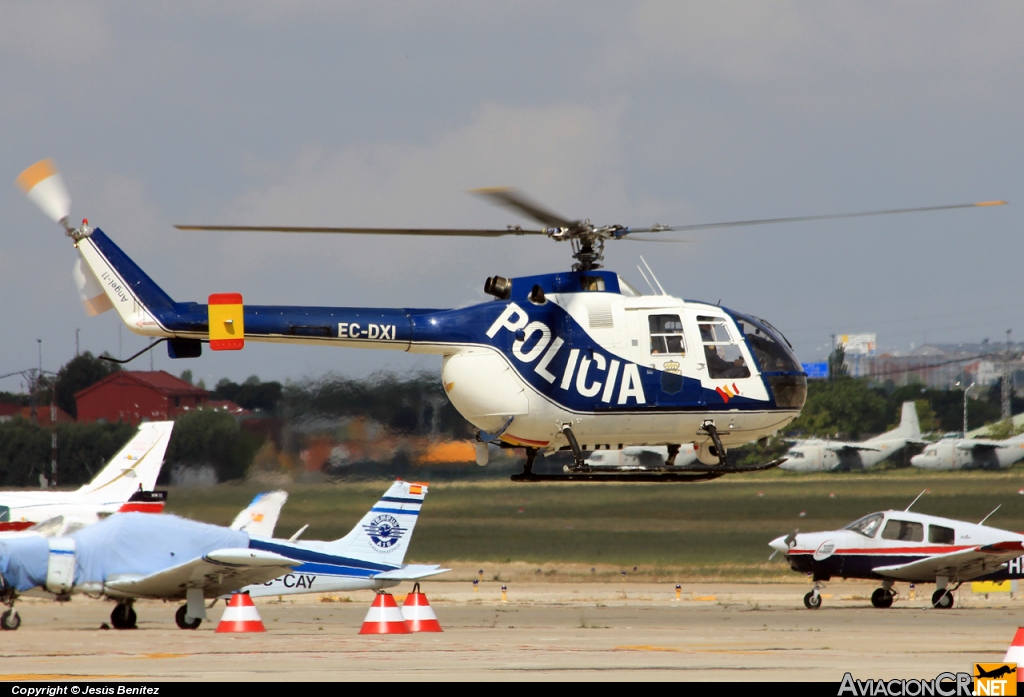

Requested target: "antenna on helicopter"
[
  {"left": 636, "top": 265, "right": 658, "bottom": 295},
  {"left": 639, "top": 256, "right": 667, "bottom": 295}
]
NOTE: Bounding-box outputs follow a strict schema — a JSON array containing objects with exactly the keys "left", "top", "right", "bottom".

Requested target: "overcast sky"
[{"left": 2, "top": 1, "right": 1022, "bottom": 389}]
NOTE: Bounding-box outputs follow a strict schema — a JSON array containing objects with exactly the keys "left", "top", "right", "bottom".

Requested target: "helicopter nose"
[{"left": 769, "top": 536, "right": 789, "bottom": 554}]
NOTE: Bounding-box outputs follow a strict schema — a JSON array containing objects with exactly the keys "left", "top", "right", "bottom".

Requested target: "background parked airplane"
[
  {"left": 0, "top": 421, "right": 173, "bottom": 533},
  {"left": 911, "top": 432, "right": 1024, "bottom": 470},
  {"left": 583, "top": 444, "right": 698, "bottom": 471},
  {"left": 770, "top": 495, "right": 1024, "bottom": 610},
  {"left": 779, "top": 402, "right": 921, "bottom": 472}
]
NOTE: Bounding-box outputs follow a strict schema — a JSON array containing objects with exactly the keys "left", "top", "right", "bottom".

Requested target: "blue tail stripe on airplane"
[
  {"left": 370, "top": 507, "right": 419, "bottom": 516},
  {"left": 379, "top": 496, "right": 423, "bottom": 505},
  {"left": 290, "top": 562, "right": 378, "bottom": 578},
  {"left": 248, "top": 538, "right": 398, "bottom": 572}
]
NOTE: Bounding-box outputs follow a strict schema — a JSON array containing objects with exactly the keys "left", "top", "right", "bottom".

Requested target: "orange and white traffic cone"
[
  {"left": 1003, "top": 627, "right": 1024, "bottom": 681},
  {"left": 359, "top": 592, "right": 410, "bottom": 635},
  {"left": 215, "top": 593, "right": 266, "bottom": 633},
  {"left": 401, "top": 583, "right": 443, "bottom": 633}
]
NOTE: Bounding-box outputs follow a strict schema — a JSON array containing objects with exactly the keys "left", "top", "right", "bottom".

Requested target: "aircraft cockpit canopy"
[{"left": 846, "top": 512, "right": 884, "bottom": 538}]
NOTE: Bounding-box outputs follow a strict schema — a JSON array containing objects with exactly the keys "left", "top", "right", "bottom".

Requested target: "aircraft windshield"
[
  {"left": 728, "top": 311, "right": 802, "bottom": 373},
  {"left": 845, "top": 512, "right": 883, "bottom": 538}
]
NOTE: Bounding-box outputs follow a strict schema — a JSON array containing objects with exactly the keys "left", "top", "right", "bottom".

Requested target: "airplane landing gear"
[
  {"left": 175, "top": 605, "right": 202, "bottom": 629},
  {"left": 871, "top": 588, "right": 896, "bottom": 608},
  {"left": 110, "top": 602, "right": 137, "bottom": 629},
  {"left": 931, "top": 589, "right": 954, "bottom": 609},
  {"left": 804, "top": 579, "right": 824, "bottom": 609},
  {"left": 0, "top": 608, "right": 20, "bottom": 630}
]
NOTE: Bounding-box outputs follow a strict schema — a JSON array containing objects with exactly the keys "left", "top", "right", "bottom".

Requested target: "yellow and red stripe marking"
[
  {"left": 208, "top": 293, "right": 244, "bottom": 350},
  {"left": 716, "top": 383, "right": 741, "bottom": 403}
]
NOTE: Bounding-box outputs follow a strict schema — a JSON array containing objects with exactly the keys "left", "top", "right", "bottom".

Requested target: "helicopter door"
[{"left": 643, "top": 312, "right": 704, "bottom": 406}]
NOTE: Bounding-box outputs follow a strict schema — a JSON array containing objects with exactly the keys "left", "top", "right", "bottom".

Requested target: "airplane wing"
[
  {"left": 824, "top": 444, "right": 882, "bottom": 452},
  {"left": 104, "top": 548, "right": 298, "bottom": 599},
  {"left": 956, "top": 440, "right": 1007, "bottom": 450},
  {"left": 873, "top": 541, "right": 1024, "bottom": 582},
  {"left": 373, "top": 564, "right": 451, "bottom": 581}
]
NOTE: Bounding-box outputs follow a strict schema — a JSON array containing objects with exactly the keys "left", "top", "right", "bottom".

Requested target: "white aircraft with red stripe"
[
  {"left": 0, "top": 421, "right": 173, "bottom": 534},
  {"left": 770, "top": 494, "right": 1024, "bottom": 610}
]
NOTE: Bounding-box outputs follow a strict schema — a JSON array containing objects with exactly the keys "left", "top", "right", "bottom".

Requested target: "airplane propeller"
[
  {"left": 769, "top": 528, "right": 799, "bottom": 561},
  {"left": 175, "top": 187, "right": 1007, "bottom": 272}
]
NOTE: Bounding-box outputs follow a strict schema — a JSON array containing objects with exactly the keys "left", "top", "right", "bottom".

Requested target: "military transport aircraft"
[
  {"left": 769, "top": 494, "right": 1024, "bottom": 610},
  {"left": 16, "top": 160, "right": 1006, "bottom": 482},
  {"left": 0, "top": 421, "right": 172, "bottom": 534},
  {"left": 584, "top": 444, "right": 698, "bottom": 471},
  {"left": 911, "top": 432, "right": 1024, "bottom": 470},
  {"left": 779, "top": 401, "right": 922, "bottom": 472},
  {"left": 0, "top": 479, "right": 444, "bottom": 630}
]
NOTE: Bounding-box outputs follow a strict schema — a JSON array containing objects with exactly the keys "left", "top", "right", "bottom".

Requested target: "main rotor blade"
[
  {"left": 470, "top": 187, "right": 577, "bottom": 229},
  {"left": 174, "top": 224, "right": 546, "bottom": 237},
  {"left": 630, "top": 200, "right": 1007, "bottom": 234}
]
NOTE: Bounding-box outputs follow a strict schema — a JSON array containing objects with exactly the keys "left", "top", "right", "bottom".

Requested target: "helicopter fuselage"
[{"left": 76, "top": 228, "right": 808, "bottom": 457}]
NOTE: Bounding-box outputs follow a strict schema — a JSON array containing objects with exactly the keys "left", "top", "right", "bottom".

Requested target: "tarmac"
[{"left": 1, "top": 580, "right": 1020, "bottom": 681}]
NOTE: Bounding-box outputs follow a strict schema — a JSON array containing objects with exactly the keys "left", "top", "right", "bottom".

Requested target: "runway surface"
[{"left": 1, "top": 581, "right": 1019, "bottom": 681}]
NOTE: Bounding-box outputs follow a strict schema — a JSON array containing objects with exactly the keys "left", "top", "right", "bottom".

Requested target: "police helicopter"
[{"left": 15, "top": 160, "right": 1006, "bottom": 482}]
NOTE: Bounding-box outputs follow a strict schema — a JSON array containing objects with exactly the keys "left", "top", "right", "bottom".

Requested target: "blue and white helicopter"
[{"left": 16, "top": 161, "right": 1006, "bottom": 481}]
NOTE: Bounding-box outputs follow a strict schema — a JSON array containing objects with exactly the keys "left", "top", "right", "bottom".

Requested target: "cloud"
[{"left": 0, "top": 0, "right": 113, "bottom": 68}]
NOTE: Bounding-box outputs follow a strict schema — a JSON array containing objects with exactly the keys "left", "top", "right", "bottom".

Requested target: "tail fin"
[
  {"left": 74, "top": 228, "right": 178, "bottom": 335},
  {"left": 77, "top": 421, "right": 175, "bottom": 500},
  {"left": 230, "top": 490, "right": 288, "bottom": 538},
  {"left": 887, "top": 401, "right": 922, "bottom": 439},
  {"left": 322, "top": 480, "right": 427, "bottom": 568}
]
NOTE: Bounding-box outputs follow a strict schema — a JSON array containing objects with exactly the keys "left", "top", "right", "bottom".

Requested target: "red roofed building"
[{"left": 75, "top": 371, "right": 208, "bottom": 425}]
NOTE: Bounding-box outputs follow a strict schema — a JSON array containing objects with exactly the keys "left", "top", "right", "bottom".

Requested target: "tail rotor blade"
[{"left": 15, "top": 159, "right": 71, "bottom": 224}]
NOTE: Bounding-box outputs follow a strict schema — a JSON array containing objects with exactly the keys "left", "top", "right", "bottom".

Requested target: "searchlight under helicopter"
[{"left": 15, "top": 160, "right": 1007, "bottom": 482}]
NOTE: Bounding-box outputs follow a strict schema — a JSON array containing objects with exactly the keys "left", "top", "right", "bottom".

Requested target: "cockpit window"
[
  {"left": 649, "top": 315, "right": 686, "bottom": 355},
  {"left": 728, "top": 311, "right": 803, "bottom": 373},
  {"left": 0, "top": 505, "right": 9, "bottom": 522},
  {"left": 697, "top": 316, "right": 750, "bottom": 379},
  {"left": 789, "top": 451, "right": 805, "bottom": 459},
  {"left": 928, "top": 525, "right": 955, "bottom": 544},
  {"left": 881, "top": 519, "right": 924, "bottom": 542},
  {"left": 846, "top": 512, "right": 883, "bottom": 538},
  {"left": 924, "top": 448, "right": 937, "bottom": 456}
]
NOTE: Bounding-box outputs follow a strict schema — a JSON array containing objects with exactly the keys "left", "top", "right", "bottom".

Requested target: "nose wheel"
[
  {"left": 1, "top": 608, "right": 20, "bottom": 630},
  {"left": 803, "top": 590, "right": 822, "bottom": 609}
]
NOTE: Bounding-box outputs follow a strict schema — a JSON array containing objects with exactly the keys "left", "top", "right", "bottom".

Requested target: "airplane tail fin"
[
  {"left": 230, "top": 490, "right": 288, "bottom": 538},
  {"left": 77, "top": 421, "right": 175, "bottom": 500},
  {"left": 888, "top": 401, "right": 921, "bottom": 439},
  {"left": 322, "top": 480, "right": 427, "bottom": 568}
]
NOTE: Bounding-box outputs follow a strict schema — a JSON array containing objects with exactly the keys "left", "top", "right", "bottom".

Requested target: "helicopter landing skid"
[{"left": 511, "top": 458, "right": 787, "bottom": 483}]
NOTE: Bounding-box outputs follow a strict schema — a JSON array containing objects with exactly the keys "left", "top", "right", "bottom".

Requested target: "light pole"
[{"left": 962, "top": 382, "right": 976, "bottom": 437}]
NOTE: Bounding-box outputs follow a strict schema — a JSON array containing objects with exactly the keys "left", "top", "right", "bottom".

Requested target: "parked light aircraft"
[
  {"left": 779, "top": 402, "right": 922, "bottom": 472},
  {"left": 0, "top": 421, "right": 173, "bottom": 533},
  {"left": 769, "top": 494, "right": 1024, "bottom": 610},
  {"left": 584, "top": 444, "right": 697, "bottom": 471},
  {"left": 911, "top": 432, "right": 1024, "bottom": 470},
  {"left": 16, "top": 160, "right": 1005, "bottom": 481},
  {"left": 0, "top": 480, "right": 443, "bottom": 630}
]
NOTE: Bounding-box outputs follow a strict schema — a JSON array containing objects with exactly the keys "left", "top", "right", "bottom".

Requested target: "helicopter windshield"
[
  {"left": 727, "top": 310, "right": 806, "bottom": 409},
  {"left": 845, "top": 512, "right": 884, "bottom": 538}
]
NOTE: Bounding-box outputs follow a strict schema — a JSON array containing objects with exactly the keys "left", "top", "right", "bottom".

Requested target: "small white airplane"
[
  {"left": 911, "top": 432, "right": 1024, "bottom": 470},
  {"left": 0, "top": 421, "right": 174, "bottom": 533},
  {"left": 583, "top": 444, "right": 698, "bottom": 471},
  {"left": 779, "top": 401, "right": 921, "bottom": 472},
  {"left": 0, "top": 480, "right": 445, "bottom": 630},
  {"left": 769, "top": 493, "right": 1024, "bottom": 610}
]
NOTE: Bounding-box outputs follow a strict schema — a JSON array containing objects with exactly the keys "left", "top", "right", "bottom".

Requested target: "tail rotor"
[{"left": 15, "top": 159, "right": 73, "bottom": 230}]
